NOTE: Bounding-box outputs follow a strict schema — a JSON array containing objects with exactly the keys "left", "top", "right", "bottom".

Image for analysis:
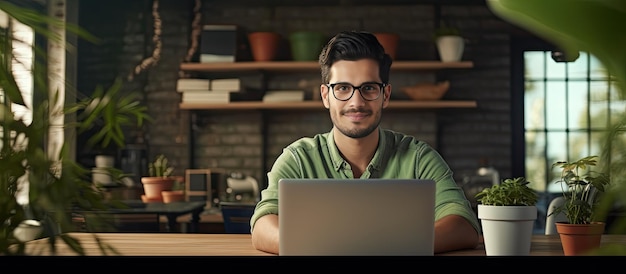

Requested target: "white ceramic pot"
[
  {"left": 95, "top": 155, "right": 115, "bottom": 168},
  {"left": 13, "top": 219, "right": 43, "bottom": 242},
  {"left": 436, "top": 35, "right": 464, "bottom": 62},
  {"left": 478, "top": 204, "right": 537, "bottom": 256}
]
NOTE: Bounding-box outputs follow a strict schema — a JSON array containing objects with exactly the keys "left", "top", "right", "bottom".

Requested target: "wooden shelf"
[
  {"left": 179, "top": 100, "right": 477, "bottom": 110},
  {"left": 179, "top": 61, "right": 474, "bottom": 73}
]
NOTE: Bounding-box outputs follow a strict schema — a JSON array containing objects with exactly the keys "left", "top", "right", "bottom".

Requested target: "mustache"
[{"left": 342, "top": 108, "right": 371, "bottom": 115}]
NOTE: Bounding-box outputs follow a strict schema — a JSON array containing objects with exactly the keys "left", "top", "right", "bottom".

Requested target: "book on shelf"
[
  {"left": 177, "top": 78, "right": 241, "bottom": 92},
  {"left": 177, "top": 78, "right": 210, "bottom": 91},
  {"left": 181, "top": 90, "right": 238, "bottom": 103},
  {"left": 262, "top": 90, "right": 305, "bottom": 102},
  {"left": 211, "top": 78, "right": 240, "bottom": 90}
]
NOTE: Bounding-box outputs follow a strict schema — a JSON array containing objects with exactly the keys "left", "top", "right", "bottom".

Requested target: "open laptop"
[{"left": 278, "top": 178, "right": 435, "bottom": 256}]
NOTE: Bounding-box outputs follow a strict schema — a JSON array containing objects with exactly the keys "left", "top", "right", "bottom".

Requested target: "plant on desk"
[
  {"left": 475, "top": 177, "right": 538, "bottom": 256},
  {"left": 550, "top": 155, "right": 610, "bottom": 255},
  {"left": 141, "top": 154, "right": 178, "bottom": 203}
]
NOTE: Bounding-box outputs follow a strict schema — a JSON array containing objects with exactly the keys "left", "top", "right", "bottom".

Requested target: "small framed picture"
[{"left": 185, "top": 168, "right": 225, "bottom": 209}]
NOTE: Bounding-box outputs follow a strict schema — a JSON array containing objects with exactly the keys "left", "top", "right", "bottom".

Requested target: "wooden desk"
[
  {"left": 441, "top": 234, "right": 626, "bottom": 256},
  {"left": 22, "top": 233, "right": 271, "bottom": 256},
  {"left": 21, "top": 233, "right": 626, "bottom": 256}
]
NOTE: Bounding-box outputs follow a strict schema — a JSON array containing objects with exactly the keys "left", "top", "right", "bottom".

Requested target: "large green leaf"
[{"left": 486, "top": 0, "right": 626, "bottom": 94}]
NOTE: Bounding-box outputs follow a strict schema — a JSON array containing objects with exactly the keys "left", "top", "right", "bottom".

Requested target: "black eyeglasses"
[{"left": 325, "top": 82, "right": 387, "bottom": 101}]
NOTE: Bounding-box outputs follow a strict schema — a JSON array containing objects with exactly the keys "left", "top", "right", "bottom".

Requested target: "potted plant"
[
  {"left": 141, "top": 154, "right": 177, "bottom": 202},
  {"left": 1, "top": 2, "right": 151, "bottom": 255},
  {"left": 161, "top": 177, "right": 186, "bottom": 203},
  {"left": 373, "top": 32, "right": 400, "bottom": 60},
  {"left": 434, "top": 22, "right": 464, "bottom": 62},
  {"left": 550, "top": 155, "right": 610, "bottom": 255},
  {"left": 475, "top": 177, "right": 539, "bottom": 255},
  {"left": 248, "top": 31, "right": 282, "bottom": 62}
]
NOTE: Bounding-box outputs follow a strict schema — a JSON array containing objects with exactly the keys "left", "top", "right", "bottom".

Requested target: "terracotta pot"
[
  {"left": 162, "top": 190, "right": 185, "bottom": 203},
  {"left": 140, "top": 177, "right": 176, "bottom": 200},
  {"left": 248, "top": 32, "right": 281, "bottom": 61},
  {"left": 374, "top": 33, "right": 400, "bottom": 60},
  {"left": 141, "top": 195, "right": 163, "bottom": 203},
  {"left": 556, "top": 221, "right": 605, "bottom": 255}
]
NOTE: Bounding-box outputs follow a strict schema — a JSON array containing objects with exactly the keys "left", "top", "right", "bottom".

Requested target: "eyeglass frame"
[{"left": 325, "top": 82, "right": 388, "bottom": 101}]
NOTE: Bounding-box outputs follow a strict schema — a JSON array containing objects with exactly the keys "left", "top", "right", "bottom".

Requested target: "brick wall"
[{"left": 77, "top": 0, "right": 519, "bottom": 189}]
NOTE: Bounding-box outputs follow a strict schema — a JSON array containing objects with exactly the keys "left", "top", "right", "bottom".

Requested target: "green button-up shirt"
[{"left": 250, "top": 128, "right": 481, "bottom": 234}]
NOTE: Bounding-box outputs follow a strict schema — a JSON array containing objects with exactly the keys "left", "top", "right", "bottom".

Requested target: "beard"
[{"left": 331, "top": 107, "right": 381, "bottom": 139}]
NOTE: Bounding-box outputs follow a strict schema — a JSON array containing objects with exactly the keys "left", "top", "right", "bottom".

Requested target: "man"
[{"left": 250, "top": 30, "right": 480, "bottom": 254}]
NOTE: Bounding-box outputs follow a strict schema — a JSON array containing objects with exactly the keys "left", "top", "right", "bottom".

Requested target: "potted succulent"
[
  {"left": 550, "top": 155, "right": 610, "bottom": 255},
  {"left": 141, "top": 154, "right": 177, "bottom": 202},
  {"left": 433, "top": 22, "right": 464, "bottom": 62},
  {"left": 475, "top": 177, "right": 539, "bottom": 255}
]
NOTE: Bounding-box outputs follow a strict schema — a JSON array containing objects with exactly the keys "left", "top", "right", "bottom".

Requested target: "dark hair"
[{"left": 318, "top": 30, "right": 392, "bottom": 84}]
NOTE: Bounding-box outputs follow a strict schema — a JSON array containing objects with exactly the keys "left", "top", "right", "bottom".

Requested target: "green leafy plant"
[
  {"left": 551, "top": 155, "right": 610, "bottom": 224},
  {"left": 475, "top": 177, "right": 538, "bottom": 206},
  {"left": 148, "top": 154, "right": 174, "bottom": 178},
  {"left": 433, "top": 21, "right": 461, "bottom": 39},
  {"left": 0, "top": 2, "right": 150, "bottom": 255}
]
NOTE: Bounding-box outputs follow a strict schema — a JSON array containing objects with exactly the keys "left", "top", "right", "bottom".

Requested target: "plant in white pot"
[
  {"left": 475, "top": 177, "right": 539, "bottom": 256},
  {"left": 551, "top": 155, "right": 610, "bottom": 255},
  {"left": 434, "top": 22, "right": 464, "bottom": 62}
]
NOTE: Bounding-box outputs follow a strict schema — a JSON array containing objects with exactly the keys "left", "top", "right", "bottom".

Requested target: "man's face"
[{"left": 321, "top": 59, "right": 391, "bottom": 139}]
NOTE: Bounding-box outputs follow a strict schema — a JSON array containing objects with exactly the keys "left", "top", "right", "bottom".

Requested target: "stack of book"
[
  {"left": 262, "top": 90, "right": 305, "bottom": 102},
  {"left": 177, "top": 78, "right": 241, "bottom": 103}
]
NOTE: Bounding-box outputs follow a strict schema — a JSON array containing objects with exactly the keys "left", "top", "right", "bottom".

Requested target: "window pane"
[
  {"left": 525, "top": 82, "right": 544, "bottom": 130},
  {"left": 568, "top": 132, "right": 590, "bottom": 159},
  {"left": 524, "top": 51, "right": 545, "bottom": 79},
  {"left": 525, "top": 131, "right": 546, "bottom": 190},
  {"left": 10, "top": 17, "right": 34, "bottom": 126},
  {"left": 610, "top": 101, "right": 626, "bottom": 124},
  {"left": 568, "top": 81, "right": 589, "bottom": 129},
  {"left": 567, "top": 52, "right": 589, "bottom": 79},
  {"left": 546, "top": 54, "right": 566, "bottom": 80},
  {"left": 545, "top": 82, "right": 567, "bottom": 129},
  {"left": 589, "top": 54, "right": 609, "bottom": 79},
  {"left": 589, "top": 132, "right": 604, "bottom": 158},
  {"left": 546, "top": 131, "right": 567, "bottom": 164}
]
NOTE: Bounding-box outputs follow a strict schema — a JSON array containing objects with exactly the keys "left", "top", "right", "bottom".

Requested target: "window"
[
  {"left": 0, "top": 9, "right": 34, "bottom": 204},
  {"left": 523, "top": 51, "right": 623, "bottom": 193},
  {"left": 0, "top": 10, "right": 34, "bottom": 140}
]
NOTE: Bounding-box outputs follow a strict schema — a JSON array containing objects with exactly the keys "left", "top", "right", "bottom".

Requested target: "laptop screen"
[{"left": 278, "top": 178, "right": 435, "bottom": 256}]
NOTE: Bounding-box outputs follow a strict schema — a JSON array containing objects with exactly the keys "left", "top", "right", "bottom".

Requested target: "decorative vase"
[
  {"left": 556, "top": 222, "right": 605, "bottom": 255},
  {"left": 289, "top": 31, "right": 326, "bottom": 61},
  {"left": 140, "top": 177, "right": 176, "bottom": 201},
  {"left": 436, "top": 35, "right": 464, "bottom": 62},
  {"left": 478, "top": 204, "right": 537, "bottom": 256},
  {"left": 374, "top": 33, "right": 400, "bottom": 60},
  {"left": 248, "top": 31, "right": 281, "bottom": 62}
]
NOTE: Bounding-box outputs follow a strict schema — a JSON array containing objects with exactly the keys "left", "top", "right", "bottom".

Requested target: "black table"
[{"left": 83, "top": 200, "right": 207, "bottom": 233}]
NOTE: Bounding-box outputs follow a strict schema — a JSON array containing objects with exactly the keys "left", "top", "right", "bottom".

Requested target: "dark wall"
[{"left": 76, "top": 0, "right": 533, "bottom": 188}]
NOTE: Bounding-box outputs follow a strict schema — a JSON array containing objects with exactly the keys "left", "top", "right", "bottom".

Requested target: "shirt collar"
[{"left": 326, "top": 127, "right": 386, "bottom": 173}]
